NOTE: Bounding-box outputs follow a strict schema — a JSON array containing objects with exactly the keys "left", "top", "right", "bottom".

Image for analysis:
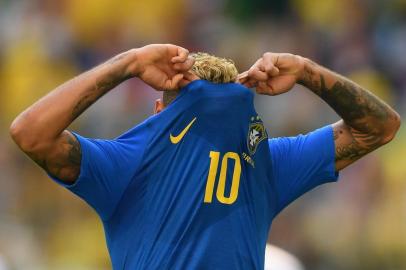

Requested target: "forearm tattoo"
[
  {"left": 71, "top": 53, "right": 132, "bottom": 120},
  {"left": 300, "top": 62, "right": 395, "bottom": 162}
]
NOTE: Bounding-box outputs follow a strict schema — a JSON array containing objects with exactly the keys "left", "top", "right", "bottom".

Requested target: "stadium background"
[{"left": 0, "top": 0, "right": 405, "bottom": 269}]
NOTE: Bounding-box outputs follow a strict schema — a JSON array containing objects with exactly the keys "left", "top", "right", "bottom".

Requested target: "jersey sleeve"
[
  {"left": 49, "top": 127, "right": 149, "bottom": 220},
  {"left": 268, "top": 125, "right": 339, "bottom": 214}
]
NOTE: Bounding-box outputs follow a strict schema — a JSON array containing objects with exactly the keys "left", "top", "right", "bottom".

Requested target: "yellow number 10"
[{"left": 204, "top": 151, "right": 241, "bottom": 205}]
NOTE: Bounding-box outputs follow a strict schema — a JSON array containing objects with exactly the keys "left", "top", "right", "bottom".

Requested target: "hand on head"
[
  {"left": 131, "top": 45, "right": 305, "bottom": 95},
  {"left": 132, "top": 44, "right": 197, "bottom": 91},
  {"left": 237, "top": 53, "right": 306, "bottom": 96}
]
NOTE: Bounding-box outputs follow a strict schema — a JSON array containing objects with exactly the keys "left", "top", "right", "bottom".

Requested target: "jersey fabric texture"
[{"left": 50, "top": 80, "right": 339, "bottom": 270}]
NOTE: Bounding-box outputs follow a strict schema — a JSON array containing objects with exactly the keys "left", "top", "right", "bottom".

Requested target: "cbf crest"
[{"left": 247, "top": 116, "right": 267, "bottom": 155}]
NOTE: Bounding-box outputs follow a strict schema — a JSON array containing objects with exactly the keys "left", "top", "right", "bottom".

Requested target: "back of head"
[{"left": 163, "top": 52, "right": 239, "bottom": 106}]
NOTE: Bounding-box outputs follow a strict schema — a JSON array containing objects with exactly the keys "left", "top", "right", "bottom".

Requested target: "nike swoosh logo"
[{"left": 170, "top": 117, "right": 197, "bottom": 144}]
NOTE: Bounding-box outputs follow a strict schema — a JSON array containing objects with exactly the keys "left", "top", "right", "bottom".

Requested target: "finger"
[
  {"left": 165, "top": 73, "right": 184, "bottom": 90},
  {"left": 261, "top": 54, "right": 280, "bottom": 77},
  {"left": 239, "top": 77, "right": 249, "bottom": 85},
  {"left": 262, "top": 58, "right": 275, "bottom": 75},
  {"left": 237, "top": 71, "right": 249, "bottom": 84},
  {"left": 248, "top": 67, "right": 268, "bottom": 81},
  {"left": 256, "top": 81, "right": 272, "bottom": 95},
  {"left": 268, "top": 66, "right": 280, "bottom": 77},
  {"left": 178, "top": 71, "right": 199, "bottom": 88},
  {"left": 267, "top": 76, "right": 296, "bottom": 95},
  {"left": 173, "top": 56, "right": 195, "bottom": 71},
  {"left": 172, "top": 47, "right": 189, "bottom": 63},
  {"left": 242, "top": 79, "right": 258, "bottom": 89},
  {"left": 183, "top": 71, "right": 199, "bottom": 81}
]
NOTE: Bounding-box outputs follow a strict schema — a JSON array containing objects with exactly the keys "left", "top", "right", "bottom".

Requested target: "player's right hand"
[{"left": 130, "top": 44, "right": 195, "bottom": 91}]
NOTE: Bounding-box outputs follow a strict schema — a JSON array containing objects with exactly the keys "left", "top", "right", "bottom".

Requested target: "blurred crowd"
[{"left": 0, "top": 0, "right": 405, "bottom": 269}]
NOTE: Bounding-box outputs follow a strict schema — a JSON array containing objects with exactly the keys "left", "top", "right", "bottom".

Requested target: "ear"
[{"left": 154, "top": 99, "right": 165, "bottom": 114}]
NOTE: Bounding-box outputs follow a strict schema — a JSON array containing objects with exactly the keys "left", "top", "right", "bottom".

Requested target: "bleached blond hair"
[
  {"left": 190, "top": 52, "right": 239, "bottom": 83},
  {"left": 163, "top": 52, "right": 239, "bottom": 105}
]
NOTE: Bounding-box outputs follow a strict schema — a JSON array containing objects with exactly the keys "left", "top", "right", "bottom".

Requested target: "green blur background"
[{"left": 0, "top": 0, "right": 405, "bottom": 269}]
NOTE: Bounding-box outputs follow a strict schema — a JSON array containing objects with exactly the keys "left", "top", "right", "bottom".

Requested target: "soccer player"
[{"left": 10, "top": 44, "right": 400, "bottom": 269}]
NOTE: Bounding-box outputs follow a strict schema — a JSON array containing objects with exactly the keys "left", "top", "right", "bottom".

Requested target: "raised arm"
[
  {"left": 239, "top": 53, "right": 401, "bottom": 171},
  {"left": 10, "top": 44, "right": 194, "bottom": 183},
  {"left": 298, "top": 59, "right": 400, "bottom": 170}
]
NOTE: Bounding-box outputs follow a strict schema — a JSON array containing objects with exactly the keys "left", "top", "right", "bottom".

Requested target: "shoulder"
[
  {"left": 115, "top": 118, "right": 153, "bottom": 145},
  {"left": 268, "top": 126, "right": 334, "bottom": 148}
]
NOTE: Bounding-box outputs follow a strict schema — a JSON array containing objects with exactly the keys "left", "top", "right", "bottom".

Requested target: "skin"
[
  {"left": 238, "top": 53, "right": 401, "bottom": 170},
  {"left": 10, "top": 44, "right": 195, "bottom": 183},
  {"left": 10, "top": 47, "right": 400, "bottom": 185}
]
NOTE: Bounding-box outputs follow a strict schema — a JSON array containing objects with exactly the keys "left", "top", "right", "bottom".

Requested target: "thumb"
[
  {"left": 237, "top": 71, "right": 249, "bottom": 84},
  {"left": 173, "top": 56, "right": 195, "bottom": 71},
  {"left": 268, "top": 66, "right": 280, "bottom": 77},
  {"left": 165, "top": 73, "right": 184, "bottom": 90},
  {"left": 172, "top": 47, "right": 189, "bottom": 63}
]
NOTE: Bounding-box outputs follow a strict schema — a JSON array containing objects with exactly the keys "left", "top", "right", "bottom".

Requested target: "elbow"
[
  {"left": 9, "top": 117, "right": 39, "bottom": 152},
  {"left": 380, "top": 111, "right": 401, "bottom": 145},
  {"left": 9, "top": 118, "right": 22, "bottom": 144}
]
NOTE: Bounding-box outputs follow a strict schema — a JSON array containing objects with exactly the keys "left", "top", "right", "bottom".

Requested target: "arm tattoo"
[
  {"left": 318, "top": 78, "right": 389, "bottom": 131},
  {"left": 301, "top": 62, "right": 396, "bottom": 162},
  {"left": 333, "top": 123, "right": 381, "bottom": 161},
  {"left": 71, "top": 72, "right": 130, "bottom": 120},
  {"left": 30, "top": 131, "right": 82, "bottom": 182},
  {"left": 13, "top": 52, "right": 134, "bottom": 183},
  {"left": 66, "top": 133, "right": 81, "bottom": 166},
  {"left": 71, "top": 54, "right": 132, "bottom": 120}
]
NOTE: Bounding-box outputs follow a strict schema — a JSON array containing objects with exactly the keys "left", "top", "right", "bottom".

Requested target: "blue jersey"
[{"left": 51, "top": 80, "right": 338, "bottom": 269}]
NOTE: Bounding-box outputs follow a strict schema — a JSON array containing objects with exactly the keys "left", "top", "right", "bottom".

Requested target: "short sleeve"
[
  {"left": 268, "top": 125, "right": 339, "bottom": 214},
  {"left": 49, "top": 126, "right": 149, "bottom": 220}
]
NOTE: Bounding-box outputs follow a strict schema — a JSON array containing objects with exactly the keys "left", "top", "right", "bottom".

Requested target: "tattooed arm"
[
  {"left": 298, "top": 59, "right": 400, "bottom": 170},
  {"left": 10, "top": 44, "right": 194, "bottom": 183},
  {"left": 239, "top": 53, "right": 401, "bottom": 171}
]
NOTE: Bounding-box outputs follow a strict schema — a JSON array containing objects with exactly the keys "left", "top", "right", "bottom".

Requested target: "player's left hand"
[{"left": 237, "top": 53, "right": 305, "bottom": 95}]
